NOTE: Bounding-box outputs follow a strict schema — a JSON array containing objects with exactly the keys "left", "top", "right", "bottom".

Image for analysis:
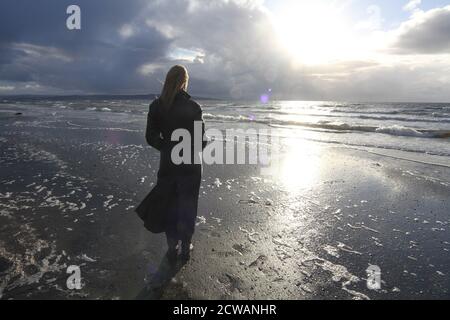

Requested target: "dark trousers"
[{"left": 164, "top": 174, "right": 201, "bottom": 249}]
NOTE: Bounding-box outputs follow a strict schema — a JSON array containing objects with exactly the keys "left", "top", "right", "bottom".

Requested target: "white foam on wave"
[
  {"left": 204, "top": 113, "right": 250, "bottom": 122},
  {"left": 203, "top": 113, "right": 449, "bottom": 139},
  {"left": 375, "top": 125, "right": 424, "bottom": 137}
]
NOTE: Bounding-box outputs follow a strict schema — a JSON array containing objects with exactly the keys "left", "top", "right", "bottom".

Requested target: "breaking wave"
[{"left": 203, "top": 113, "right": 450, "bottom": 139}]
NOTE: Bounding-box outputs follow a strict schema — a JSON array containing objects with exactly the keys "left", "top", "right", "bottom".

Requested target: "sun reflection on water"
[{"left": 276, "top": 137, "right": 322, "bottom": 192}]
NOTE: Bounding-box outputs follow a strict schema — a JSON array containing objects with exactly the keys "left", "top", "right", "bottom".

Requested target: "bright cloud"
[
  {"left": 403, "top": 0, "right": 422, "bottom": 12},
  {"left": 391, "top": 5, "right": 450, "bottom": 54}
]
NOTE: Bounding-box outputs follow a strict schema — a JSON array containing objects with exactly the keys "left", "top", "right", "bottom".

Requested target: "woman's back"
[{"left": 146, "top": 90, "right": 206, "bottom": 178}]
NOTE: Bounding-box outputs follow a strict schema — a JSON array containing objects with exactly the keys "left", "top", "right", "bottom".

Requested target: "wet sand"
[{"left": 0, "top": 109, "right": 449, "bottom": 300}]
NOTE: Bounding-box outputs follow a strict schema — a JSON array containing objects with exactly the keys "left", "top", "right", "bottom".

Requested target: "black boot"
[
  {"left": 180, "top": 238, "right": 192, "bottom": 262},
  {"left": 166, "top": 248, "right": 177, "bottom": 266}
]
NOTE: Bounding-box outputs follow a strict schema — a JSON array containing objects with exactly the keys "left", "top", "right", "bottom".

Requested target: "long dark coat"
[
  {"left": 136, "top": 91, "right": 207, "bottom": 235},
  {"left": 145, "top": 90, "right": 207, "bottom": 177}
]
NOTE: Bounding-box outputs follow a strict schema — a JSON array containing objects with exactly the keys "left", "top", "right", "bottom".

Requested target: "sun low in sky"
[{"left": 270, "top": 1, "right": 357, "bottom": 65}]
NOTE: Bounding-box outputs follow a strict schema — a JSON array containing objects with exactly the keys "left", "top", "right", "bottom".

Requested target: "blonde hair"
[{"left": 160, "top": 65, "right": 189, "bottom": 108}]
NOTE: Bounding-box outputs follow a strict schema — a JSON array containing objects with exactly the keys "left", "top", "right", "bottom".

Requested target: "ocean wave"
[
  {"left": 374, "top": 125, "right": 426, "bottom": 137},
  {"left": 59, "top": 103, "right": 450, "bottom": 124},
  {"left": 330, "top": 108, "right": 450, "bottom": 118},
  {"left": 357, "top": 115, "right": 450, "bottom": 123},
  {"left": 203, "top": 113, "right": 450, "bottom": 138},
  {"left": 250, "top": 109, "right": 450, "bottom": 124}
]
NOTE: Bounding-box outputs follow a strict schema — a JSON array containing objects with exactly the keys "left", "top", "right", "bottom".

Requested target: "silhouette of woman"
[{"left": 145, "top": 65, "right": 207, "bottom": 264}]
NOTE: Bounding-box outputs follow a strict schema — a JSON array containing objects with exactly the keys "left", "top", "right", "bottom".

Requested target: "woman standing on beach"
[{"left": 144, "top": 65, "right": 206, "bottom": 264}]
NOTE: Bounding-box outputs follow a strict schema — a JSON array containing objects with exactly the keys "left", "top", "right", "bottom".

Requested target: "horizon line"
[{"left": 0, "top": 93, "right": 449, "bottom": 104}]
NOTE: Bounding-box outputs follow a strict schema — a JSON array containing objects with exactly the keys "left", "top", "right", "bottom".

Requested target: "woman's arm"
[
  {"left": 145, "top": 100, "right": 164, "bottom": 151},
  {"left": 195, "top": 106, "right": 208, "bottom": 150}
]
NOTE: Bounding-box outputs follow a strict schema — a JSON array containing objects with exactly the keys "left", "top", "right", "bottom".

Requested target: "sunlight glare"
[
  {"left": 271, "top": 2, "right": 355, "bottom": 65},
  {"left": 278, "top": 138, "right": 321, "bottom": 191}
]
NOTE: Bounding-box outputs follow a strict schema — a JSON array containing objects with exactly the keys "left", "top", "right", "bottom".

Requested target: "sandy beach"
[{"left": 0, "top": 99, "right": 449, "bottom": 300}]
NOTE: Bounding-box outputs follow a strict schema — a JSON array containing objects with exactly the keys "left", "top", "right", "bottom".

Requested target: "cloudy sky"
[{"left": 1, "top": 0, "right": 450, "bottom": 101}]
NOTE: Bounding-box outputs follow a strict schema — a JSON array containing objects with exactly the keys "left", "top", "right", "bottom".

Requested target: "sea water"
[{"left": 1, "top": 97, "right": 449, "bottom": 167}]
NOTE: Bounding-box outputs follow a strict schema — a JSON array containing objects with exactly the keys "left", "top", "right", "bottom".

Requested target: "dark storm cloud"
[
  {"left": 0, "top": 0, "right": 172, "bottom": 94},
  {"left": 0, "top": 0, "right": 148, "bottom": 47},
  {"left": 141, "top": 0, "right": 296, "bottom": 98},
  {"left": 392, "top": 6, "right": 450, "bottom": 54},
  {"left": 0, "top": 0, "right": 295, "bottom": 97}
]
